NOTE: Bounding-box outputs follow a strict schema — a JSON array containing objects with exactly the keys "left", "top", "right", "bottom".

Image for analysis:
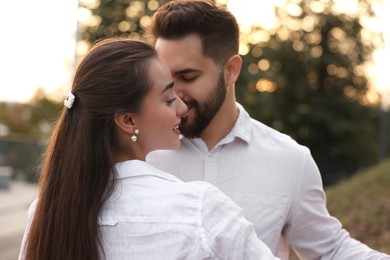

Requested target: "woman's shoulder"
[
  {"left": 27, "top": 199, "right": 38, "bottom": 219},
  {"left": 103, "top": 166, "right": 221, "bottom": 223}
]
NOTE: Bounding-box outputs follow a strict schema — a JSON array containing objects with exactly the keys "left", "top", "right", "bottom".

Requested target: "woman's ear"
[
  {"left": 224, "top": 54, "right": 242, "bottom": 87},
  {"left": 114, "top": 112, "right": 137, "bottom": 135}
]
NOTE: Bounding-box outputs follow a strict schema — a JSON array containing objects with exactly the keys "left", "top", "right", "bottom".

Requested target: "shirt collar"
[
  {"left": 220, "top": 103, "right": 252, "bottom": 145},
  {"left": 113, "top": 160, "right": 181, "bottom": 182},
  {"left": 181, "top": 103, "right": 253, "bottom": 149}
]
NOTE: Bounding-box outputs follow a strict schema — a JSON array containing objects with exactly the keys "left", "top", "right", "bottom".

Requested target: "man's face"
[{"left": 155, "top": 34, "right": 227, "bottom": 138}]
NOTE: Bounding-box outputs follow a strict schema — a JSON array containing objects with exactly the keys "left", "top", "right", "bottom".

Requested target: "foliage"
[
  {"left": 0, "top": 88, "right": 61, "bottom": 140},
  {"left": 0, "top": 89, "right": 62, "bottom": 182},
  {"left": 325, "top": 158, "right": 390, "bottom": 253},
  {"left": 79, "top": 0, "right": 170, "bottom": 47},
  {"left": 28, "top": 88, "right": 62, "bottom": 139},
  {"left": 0, "top": 137, "right": 43, "bottom": 182},
  {"left": 236, "top": 0, "right": 383, "bottom": 184}
]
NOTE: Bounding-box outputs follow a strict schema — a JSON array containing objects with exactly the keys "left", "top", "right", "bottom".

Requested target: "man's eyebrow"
[
  {"left": 173, "top": 68, "right": 201, "bottom": 75},
  {"left": 161, "top": 82, "right": 175, "bottom": 93}
]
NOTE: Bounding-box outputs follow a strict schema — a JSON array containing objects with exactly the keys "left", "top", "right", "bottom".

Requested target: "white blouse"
[
  {"left": 19, "top": 160, "right": 278, "bottom": 260},
  {"left": 147, "top": 104, "right": 390, "bottom": 259}
]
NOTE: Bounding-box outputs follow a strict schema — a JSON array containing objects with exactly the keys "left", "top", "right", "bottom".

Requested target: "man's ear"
[
  {"left": 114, "top": 112, "right": 137, "bottom": 135},
  {"left": 224, "top": 54, "right": 242, "bottom": 87}
]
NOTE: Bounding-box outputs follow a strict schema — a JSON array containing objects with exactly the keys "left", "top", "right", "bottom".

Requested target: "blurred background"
[{"left": 0, "top": 0, "right": 389, "bottom": 258}]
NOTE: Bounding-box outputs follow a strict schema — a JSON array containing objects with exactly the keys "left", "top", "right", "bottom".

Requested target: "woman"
[{"left": 19, "top": 38, "right": 278, "bottom": 260}]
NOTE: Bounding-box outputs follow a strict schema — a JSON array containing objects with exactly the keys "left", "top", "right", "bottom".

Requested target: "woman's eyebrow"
[{"left": 161, "top": 82, "right": 175, "bottom": 93}]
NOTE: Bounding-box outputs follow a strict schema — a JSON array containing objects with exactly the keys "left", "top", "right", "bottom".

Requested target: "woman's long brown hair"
[{"left": 24, "top": 38, "right": 157, "bottom": 260}]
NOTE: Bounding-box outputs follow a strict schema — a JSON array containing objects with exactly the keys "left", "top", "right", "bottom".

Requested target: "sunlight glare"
[
  {"left": 367, "top": 1, "right": 390, "bottom": 110},
  {"left": 0, "top": 0, "right": 78, "bottom": 103},
  {"left": 256, "top": 79, "right": 277, "bottom": 93},
  {"left": 80, "top": 0, "right": 99, "bottom": 9},
  {"left": 309, "top": 1, "right": 325, "bottom": 14},
  {"left": 332, "top": 0, "right": 359, "bottom": 16},
  {"left": 286, "top": 3, "right": 302, "bottom": 17},
  {"left": 227, "top": 0, "right": 278, "bottom": 31}
]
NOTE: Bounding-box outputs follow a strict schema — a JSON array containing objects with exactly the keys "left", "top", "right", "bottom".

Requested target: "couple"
[{"left": 19, "top": 0, "right": 389, "bottom": 259}]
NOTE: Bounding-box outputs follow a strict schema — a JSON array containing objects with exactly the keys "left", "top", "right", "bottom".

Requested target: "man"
[{"left": 146, "top": 0, "right": 390, "bottom": 259}]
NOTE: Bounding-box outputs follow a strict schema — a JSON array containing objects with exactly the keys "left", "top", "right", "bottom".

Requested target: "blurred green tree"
[
  {"left": 0, "top": 88, "right": 61, "bottom": 182},
  {"left": 29, "top": 88, "right": 62, "bottom": 139},
  {"left": 78, "top": 0, "right": 170, "bottom": 48},
  {"left": 236, "top": 0, "right": 383, "bottom": 184},
  {"left": 77, "top": 0, "right": 384, "bottom": 185}
]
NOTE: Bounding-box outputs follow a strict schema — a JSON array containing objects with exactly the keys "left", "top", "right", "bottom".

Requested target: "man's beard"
[{"left": 179, "top": 71, "right": 226, "bottom": 138}]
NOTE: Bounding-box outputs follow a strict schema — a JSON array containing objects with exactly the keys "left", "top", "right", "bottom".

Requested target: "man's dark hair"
[{"left": 149, "top": 0, "right": 239, "bottom": 65}]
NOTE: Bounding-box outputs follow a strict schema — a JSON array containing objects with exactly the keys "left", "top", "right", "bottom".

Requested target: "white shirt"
[
  {"left": 19, "top": 160, "right": 278, "bottom": 260},
  {"left": 147, "top": 104, "right": 390, "bottom": 260}
]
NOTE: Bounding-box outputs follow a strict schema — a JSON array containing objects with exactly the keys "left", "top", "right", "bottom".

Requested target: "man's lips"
[
  {"left": 183, "top": 99, "right": 196, "bottom": 108},
  {"left": 185, "top": 102, "right": 193, "bottom": 109}
]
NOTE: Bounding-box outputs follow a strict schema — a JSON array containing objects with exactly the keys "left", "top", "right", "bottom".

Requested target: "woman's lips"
[{"left": 173, "top": 124, "right": 181, "bottom": 135}]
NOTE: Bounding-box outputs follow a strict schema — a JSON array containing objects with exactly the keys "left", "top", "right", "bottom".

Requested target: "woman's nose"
[
  {"left": 176, "top": 96, "right": 188, "bottom": 116},
  {"left": 173, "top": 82, "right": 186, "bottom": 99}
]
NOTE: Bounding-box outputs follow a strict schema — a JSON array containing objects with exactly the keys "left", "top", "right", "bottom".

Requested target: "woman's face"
[{"left": 133, "top": 58, "right": 187, "bottom": 154}]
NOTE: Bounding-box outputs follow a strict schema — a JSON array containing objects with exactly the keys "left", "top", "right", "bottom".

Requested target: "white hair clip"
[{"left": 64, "top": 91, "right": 75, "bottom": 109}]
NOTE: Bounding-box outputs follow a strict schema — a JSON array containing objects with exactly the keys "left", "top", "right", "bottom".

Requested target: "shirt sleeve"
[
  {"left": 199, "top": 182, "right": 279, "bottom": 260},
  {"left": 18, "top": 199, "right": 38, "bottom": 260},
  {"left": 284, "top": 149, "right": 390, "bottom": 259}
]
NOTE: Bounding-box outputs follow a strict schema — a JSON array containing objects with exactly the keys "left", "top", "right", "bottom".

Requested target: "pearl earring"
[{"left": 131, "top": 129, "right": 139, "bottom": 142}]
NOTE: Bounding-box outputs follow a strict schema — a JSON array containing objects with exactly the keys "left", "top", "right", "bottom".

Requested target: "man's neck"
[{"left": 200, "top": 96, "right": 238, "bottom": 151}]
